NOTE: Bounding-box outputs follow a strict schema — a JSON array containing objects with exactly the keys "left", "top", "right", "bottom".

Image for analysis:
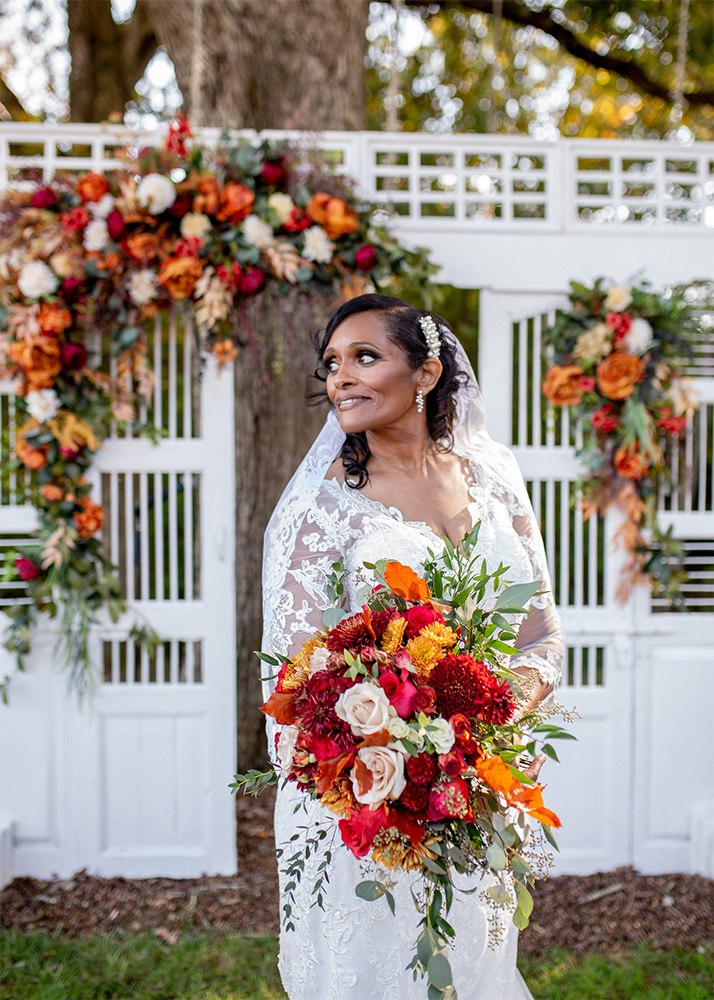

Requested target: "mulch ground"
[{"left": 2, "top": 787, "right": 713, "bottom": 956}]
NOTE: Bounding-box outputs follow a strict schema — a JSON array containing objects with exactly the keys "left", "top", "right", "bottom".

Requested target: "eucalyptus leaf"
[{"left": 427, "top": 952, "right": 453, "bottom": 991}]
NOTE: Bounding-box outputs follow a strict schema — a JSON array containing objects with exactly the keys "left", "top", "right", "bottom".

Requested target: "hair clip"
[{"left": 419, "top": 314, "right": 441, "bottom": 360}]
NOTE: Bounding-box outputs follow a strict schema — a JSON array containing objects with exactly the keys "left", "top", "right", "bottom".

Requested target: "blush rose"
[
  {"left": 335, "top": 682, "right": 391, "bottom": 736},
  {"left": 351, "top": 745, "right": 407, "bottom": 806}
]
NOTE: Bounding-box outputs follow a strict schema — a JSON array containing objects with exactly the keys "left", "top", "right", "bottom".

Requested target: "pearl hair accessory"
[
  {"left": 418, "top": 314, "right": 441, "bottom": 359},
  {"left": 416, "top": 388, "right": 424, "bottom": 413}
]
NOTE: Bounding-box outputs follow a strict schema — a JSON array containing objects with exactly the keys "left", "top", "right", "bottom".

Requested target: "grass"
[{"left": 1, "top": 931, "right": 713, "bottom": 1000}]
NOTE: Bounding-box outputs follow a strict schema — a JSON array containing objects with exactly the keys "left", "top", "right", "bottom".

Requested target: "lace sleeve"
[{"left": 509, "top": 502, "right": 564, "bottom": 691}]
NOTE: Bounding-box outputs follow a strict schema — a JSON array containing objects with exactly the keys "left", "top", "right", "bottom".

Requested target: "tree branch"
[{"left": 403, "top": 0, "right": 712, "bottom": 107}]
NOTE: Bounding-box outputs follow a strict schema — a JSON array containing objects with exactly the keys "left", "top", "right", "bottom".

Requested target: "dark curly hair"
[{"left": 311, "top": 294, "right": 468, "bottom": 489}]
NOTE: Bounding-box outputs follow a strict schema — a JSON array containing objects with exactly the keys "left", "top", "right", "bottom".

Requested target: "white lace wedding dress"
[{"left": 263, "top": 457, "right": 564, "bottom": 1000}]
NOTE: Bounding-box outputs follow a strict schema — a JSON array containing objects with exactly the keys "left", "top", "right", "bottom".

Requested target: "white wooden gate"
[
  {"left": 0, "top": 313, "right": 237, "bottom": 879},
  {"left": 478, "top": 290, "right": 714, "bottom": 876}
]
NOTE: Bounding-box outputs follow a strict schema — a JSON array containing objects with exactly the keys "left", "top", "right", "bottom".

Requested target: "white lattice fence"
[{"left": 0, "top": 312, "right": 236, "bottom": 879}]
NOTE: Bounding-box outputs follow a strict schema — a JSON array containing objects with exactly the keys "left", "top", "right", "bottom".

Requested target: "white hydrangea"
[
  {"left": 136, "top": 173, "right": 176, "bottom": 215},
  {"left": 268, "top": 192, "right": 295, "bottom": 223},
  {"left": 26, "top": 388, "right": 60, "bottom": 424},
  {"left": 180, "top": 212, "right": 212, "bottom": 240},
  {"left": 302, "top": 225, "right": 335, "bottom": 264},
  {"left": 83, "top": 219, "right": 110, "bottom": 252},
  {"left": 243, "top": 214, "right": 275, "bottom": 249},
  {"left": 127, "top": 269, "right": 159, "bottom": 306},
  {"left": 88, "top": 193, "right": 115, "bottom": 219},
  {"left": 575, "top": 322, "right": 612, "bottom": 362},
  {"left": 604, "top": 285, "right": 633, "bottom": 313},
  {"left": 17, "top": 260, "right": 58, "bottom": 299},
  {"left": 624, "top": 317, "right": 653, "bottom": 354}
]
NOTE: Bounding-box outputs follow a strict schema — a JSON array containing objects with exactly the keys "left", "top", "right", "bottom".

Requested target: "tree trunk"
[
  {"left": 67, "top": 0, "right": 157, "bottom": 121},
  {"left": 143, "top": 0, "right": 369, "bottom": 129},
  {"left": 233, "top": 292, "right": 335, "bottom": 770}
]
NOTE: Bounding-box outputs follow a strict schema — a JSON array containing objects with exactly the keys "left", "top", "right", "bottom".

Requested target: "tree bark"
[
  {"left": 67, "top": 0, "right": 158, "bottom": 121},
  {"left": 143, "top": 0, "right": 370, "bottom": 128},
  {"left": 233, "top": 292, "right": 335, "bottom": 770}
]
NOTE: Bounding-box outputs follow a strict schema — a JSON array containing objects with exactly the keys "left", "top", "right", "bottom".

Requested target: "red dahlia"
[
  {"left": 429, "top": 654, "right": 490, "bottom": 719},
  {"left": 399, "top": 780, "right": 430, "bottom": 815},
  {"left": 293, "top": 671, "right": 351, "bottom": 738},
  {"left": 481, "top": 676, "right": 515, "bottom": 725},
  {"left": 406, "top": 752, "right": 438, "bottom": 785}
]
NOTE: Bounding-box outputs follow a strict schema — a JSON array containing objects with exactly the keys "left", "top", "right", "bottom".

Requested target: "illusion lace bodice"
[{"left": 263, "top": 460, "right": 564, "bottom": 1000}]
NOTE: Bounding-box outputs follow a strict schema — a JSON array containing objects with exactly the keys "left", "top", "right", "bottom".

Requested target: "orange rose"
[
  {"left": 76, "top": 172, "right": 109, "bottom": 204},
  {"left": 306, "top": 192, "right": 360, "bottom": 239},
  {"left": 123, "top": 232, "right": 162, "bottom": 263},
  {"left": 7, "top": 334, "right": 62, "bottom": 389},
  {"left": 193, "top": 176, "right": 221, "bottom": 215},
  {"left": 74, "top": 495, "right": 104, "bottom": 538},
  {"left": 159, "top": 256, "right": 204, "bottom": 298},
  {"left": 614, "top": 444, "right": 649, "bottom": 480},
  {"left": 542, "top": 364, "right": 585, "bottom": 406},
  {"left": 15, "top": 419, "right": 48, "bottom": 471},
  {"left": 212, "top": 338, "right": 238, "bottom": 364},
  {"left": 38, "top": 302, "right": 72, "bottom": 335},
  {"left": 216, "top": 182, "right": 254, "bottom": 224},
  {"left": 596, "top": 351, "right": 644, "bottom": 401},
  {"left": 41, "top": 483, "right": 65, "bottom": 501}
]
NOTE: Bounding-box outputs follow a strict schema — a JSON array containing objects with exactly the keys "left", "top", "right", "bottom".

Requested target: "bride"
[{"left": 261, "top": 294, "right": 564, "bottom": 1000}]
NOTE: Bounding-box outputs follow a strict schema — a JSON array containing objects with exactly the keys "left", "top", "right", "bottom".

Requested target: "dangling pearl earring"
[{"left": 416, "top": 389, "right": 424, "bottom": 413}]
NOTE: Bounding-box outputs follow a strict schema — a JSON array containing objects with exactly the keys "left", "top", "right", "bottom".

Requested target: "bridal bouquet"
[{"left": 233, "top": 523, "right": 571, "bottom": 999}]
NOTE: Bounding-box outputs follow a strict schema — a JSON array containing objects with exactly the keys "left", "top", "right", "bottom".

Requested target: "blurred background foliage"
[{"left": 0, "top": 0, "right": 711, "bottom": 140}]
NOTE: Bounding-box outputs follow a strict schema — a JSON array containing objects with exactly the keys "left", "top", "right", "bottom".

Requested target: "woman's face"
[{"left": 323, "top": 311, "right": 425, "bottom": 435}]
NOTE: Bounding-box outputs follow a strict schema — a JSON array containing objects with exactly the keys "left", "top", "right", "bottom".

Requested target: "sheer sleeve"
[{"left": 509, "top": 504, "right": 564, "bottom": 691}]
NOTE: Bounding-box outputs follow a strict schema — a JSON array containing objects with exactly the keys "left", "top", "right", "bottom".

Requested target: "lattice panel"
[
  {"left": 573, "top": 150, "right": 714, "bottom": 227},
  {"left": 102, "top": 637, "right": 203, "bottom": 685},
  {"left": 0, "top": 392, "right": 35, "bottom": 508},
  {"left": 651, "top": 539, "right": 714, "bottom": 613},
  {"left": 526, "top": 479, "right": 606, "bottom": 609},
  {"left": 659, "top": 403, "right": 713, "bottom": 514},
  {"left": 562, "top": 644, "right": 606, "bottom": 688},
  {"left": 100, "top": 471, "right": 201, "bottom": 602}
]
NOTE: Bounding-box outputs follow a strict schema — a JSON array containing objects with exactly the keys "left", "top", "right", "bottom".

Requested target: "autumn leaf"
[
  {"left": 474, "top": 754, "right": 519, "bottom": 798},
  {"left": 260, "top": 690, "right": 297, "bottom": 725},
  {"left": 384, "top": 561, "right": 430, "bottom": 601},
  {"left": 510, "top": 783, "right": 562, "bottom": 828}
]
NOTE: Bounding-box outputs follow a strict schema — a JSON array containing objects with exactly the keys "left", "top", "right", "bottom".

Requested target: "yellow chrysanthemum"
[
  {"left": 292, "top": 636, "right": 327, "bottom": 673},
  {"left": 47, "top": 410, "right": 101, "bottom": 452},
  {"left": 279, "top": 662, "right": 309, "bottom": 692},
  {"left": 321, "top": 775, "right": 357, "bottom": 817},
  {"left": 380, "top": 617, "right": 408, "bottom": 654},
  {"left": 419, "top": 622, "right": 459, "bottom": 649},
  {"left": 404, "top": 635, "right": 441, "bottom": 679}
]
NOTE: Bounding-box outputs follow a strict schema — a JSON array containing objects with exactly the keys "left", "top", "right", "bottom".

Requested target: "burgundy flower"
[
  {"left": 429, "top": 654, "right": 490, "bottom": 719},
  {"left": 61, "top": 342, "right": 88, "bottom": 371},
  {"left": 260, "top": 158, "right": 288, "bottom": 189},
  {"left": 398, "top": 780, "right": 430, "bottom": 816},
  {"left": 481, "top": 676, "right": 516, "bottom": 726},
  {"left": 326, "top": 612, "right": 373, "bottom": 652},
  {"left": 354, "top": 245, "right": 377, "bottom": 271},
  {"left": 591, "top": 404, "right": 618, "bottom": 434},
  {"left": 293, "top": 670, "right": 351, "bottom": 738},
  {"left": 239, "top": 267, "right": 266, "bottom": 294},
  {"left": 106, "top": 209, "right": 125, "bottom": 241},
  {"left": 61, "top": 276, "right": 83, "bottom": 298},
  {"left": 169, "top": 195, "right": 192, "bottom": 218},
  {"left": 31, "top": 187, "right": 56, "bottom": 210},
  {"left": 406, "top": 752, "right": 438, "bottom": 786},
  {"left": 15, "top": 557, "right": 41, "bottom": 581},
  {"left": 60, "top": 445, "right": 82, "bottom": 459},
  {"left": 412, "top": 684, "right": 436, "bottom": 716},
  {"left": 172, "top": 237, "right": 203, "bottom": 258}
]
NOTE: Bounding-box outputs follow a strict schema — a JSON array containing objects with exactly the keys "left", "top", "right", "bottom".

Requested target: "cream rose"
[
  {"left": 180, "top": 212, "right": 212, "bottom": 240},
  {"left": 268, "top": 192, "right": 295, "bottom": 223},
  {"left": 335, "top": 682, "right": 391, "bottom": 736},
  {"left": 308, "top": 646, "right": 330, "bottom": 673},
  {"left": 603, "top": 285, "right": 632, "bottom": 312},
  {"left": 427, "top": 717, "right": 456, "bottom": 754},
  {"left": 351, "top": 745, "right": 406, "bottom": 806},
  {"left": 387, "top": 716, "right": 411, "bottom": 741}
]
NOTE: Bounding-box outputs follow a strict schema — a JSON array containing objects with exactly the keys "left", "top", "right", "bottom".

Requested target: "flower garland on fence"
[
  {"left": 542, "top": 278, "right": 702, "bottom": 605},
  {"left": 0, "top": 117, "right": 435, "bottom": 698}
]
